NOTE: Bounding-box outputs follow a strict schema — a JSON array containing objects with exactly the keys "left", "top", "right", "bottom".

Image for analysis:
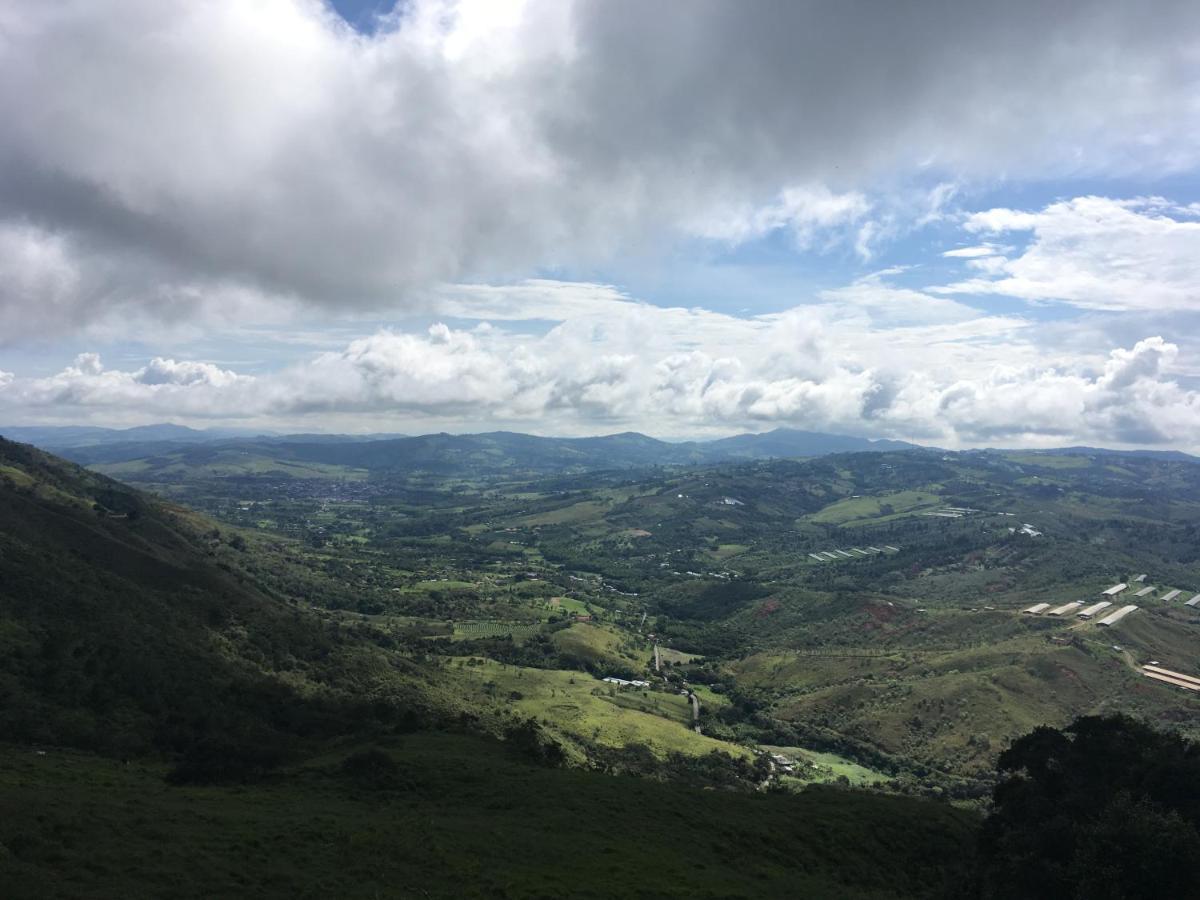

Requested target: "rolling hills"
[
  {"left": 23, "top": 425, "right": 919, "bottom": 480},
  {"left": 0, "top": 436, "right": 987, "bottom": 898}
]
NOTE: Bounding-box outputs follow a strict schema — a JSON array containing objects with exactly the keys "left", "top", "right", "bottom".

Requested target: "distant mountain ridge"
[
  {"left": 5, "top": 426, "right": 922, "bottom": 476},
  {"left": 5, "top": 424, "right": 1197, "bottom": 479}
]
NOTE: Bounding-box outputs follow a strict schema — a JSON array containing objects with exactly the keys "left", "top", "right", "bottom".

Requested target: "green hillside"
[
  {"left": 0, "top": 733, "right": 977, "bottom": 900},
  {"left": 0, "top": 437, "right": 454, "bottom": 759},
  {"left": 0, "top": 436, "right": 985, "bottom": 897}
]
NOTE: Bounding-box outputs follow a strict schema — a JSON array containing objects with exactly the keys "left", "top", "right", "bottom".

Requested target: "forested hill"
[
  {"left": 0, "top": 436, "right": 438, "bottom": 760},
  {"left": 23, "top": 426, "right": 920, "bottom": 476}
]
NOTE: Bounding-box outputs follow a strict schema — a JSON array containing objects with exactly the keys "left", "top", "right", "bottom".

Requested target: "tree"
[{"left": 976, "top": 714, "right": 1200, "bottom": 899}]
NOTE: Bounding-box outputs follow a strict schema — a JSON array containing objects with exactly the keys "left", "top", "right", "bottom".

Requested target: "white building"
[
  {"left": 1097, "top": 605, "right": 1137, "bottom": 626},
  {"left": 1048, "top": 601, "right": 1084, "bottom": 616}
]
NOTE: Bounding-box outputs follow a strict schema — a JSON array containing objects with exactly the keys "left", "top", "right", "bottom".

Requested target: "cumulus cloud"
[
  {"left": 942, "top": 245, "right": 1000, "bottom": 258},
  {"left": 928, "top": 338, "right": 1194, "bottom": 445},
  {"left": 3, "top": 280, "right": 1198, "bottom": 449},
  {"left": 685, "top": 185, "right": 871, "bottom": 252},
  {"left": 6, "top": 352, "right": 252, "bottom": 415},
  {"left": 935, "top": 197, "right": 1200, "bottom": 310},
  {"left": 2, "top": 1, "right": 1199, "bottom": 337},
  {"left": 818, "top": 270, "right": 978, "bottom": 325}
]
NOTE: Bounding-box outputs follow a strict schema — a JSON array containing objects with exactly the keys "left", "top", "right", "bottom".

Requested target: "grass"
[
  {"left": 1002, "top": 453, "right": 1092, "bottom": 469},
  {"left": 659, "top": 647, "right": 703, "bottom": 665},
  {"left": 0, "top": 464, "right": 35, "bottom": 488},
  {"left": 705, "top": 543, "right": 749, "bottom": 561},
  {"left": 0, "top": 734, "right": 979, "bottom": 899},
  {"left": 808, "top": 490, "right": 943, "bottom": 526},
  {"left": 450, "top": 658, "right": 747, "bottom": 760},
  {"left": 97, "top": 455, "right": 369, "bottom": 482},
  {"left": 550, "top": 622, "right": 648, "bottom": 670},
  {"left": 734, "top": 619, "right": 1200, "bottom": 777},
  {"left": 515, "top": 500, "right": 610, "bottom": 527},
  {"left": 549, "top": 596, "right": 590, "bottom": 614},
  {"left": 765, "top": 745, "right": 891, "bottom": 786}
]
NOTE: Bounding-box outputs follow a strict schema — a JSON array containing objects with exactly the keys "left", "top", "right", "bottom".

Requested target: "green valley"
[{"left": 4, "top": 432, "right": 1200, "bottom": 896}]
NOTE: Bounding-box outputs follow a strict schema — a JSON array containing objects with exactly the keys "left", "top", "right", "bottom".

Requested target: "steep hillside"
[{"left": 0, "top": 437, "right": 437, "bottom": 759}]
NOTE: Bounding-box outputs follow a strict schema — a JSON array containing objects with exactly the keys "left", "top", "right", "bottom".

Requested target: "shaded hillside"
[
  {"left": 0, "top": 732, "right": 979, "bottom": 900},
  {"left": 0, "top": 437, "right": 436, "bottom": 758}
]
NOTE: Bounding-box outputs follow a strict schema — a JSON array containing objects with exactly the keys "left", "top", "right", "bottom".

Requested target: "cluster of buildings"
[
  {"left": 1106, "top": 582, "right": 1197, "bottom": 605},
  {"left": 1024, "top": 599, "right": 1138, "bottom": 625},
  {"left": 602, "top": 676, "right": 651, "bottom": 688},
  {"left": 921, "top": 506, "right": 978, "bottom": 519},
  {"left": 1022, "top": 579, "right": 1199, "bottom": 627},
  {"left": 1023, "top": 587, "right": 1139, "bottom": 627}
]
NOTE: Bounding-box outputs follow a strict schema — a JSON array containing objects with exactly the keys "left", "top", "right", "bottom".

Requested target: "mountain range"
[{"left": 2, "top": 425, "right": 920, "bottom": 476}]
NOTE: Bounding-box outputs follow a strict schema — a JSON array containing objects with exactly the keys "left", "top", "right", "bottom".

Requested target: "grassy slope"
[
  {"left": 549, "top": 621, "right": 649, "bottom": 669},
  {"left": 0, "top": 437, "right": 445, "bottom": 755},
  {"left": 448, "top": 658, "right": 744, "bottom": 759},
  {"left": 733, "top": 621, "right": 1200, "bottom": 776},
  {"left": 0, "top": 733, "right": 978, "bottom": 900},
  {"left": 809, "top": 489, "right": 943, "bottom": 526}
]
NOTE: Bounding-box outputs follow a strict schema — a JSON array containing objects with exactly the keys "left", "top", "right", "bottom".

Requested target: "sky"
[{"left": 2, "top": 0, "right": 1200, "bottom": 449}]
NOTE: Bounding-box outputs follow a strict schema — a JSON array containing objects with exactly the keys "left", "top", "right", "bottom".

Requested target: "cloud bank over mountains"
[
  {"left": 2, "top": 278, "right": 1196, "bottom": 448},
  {"left": 1, "top": 0, "right": 1199, "bottom": 448}
]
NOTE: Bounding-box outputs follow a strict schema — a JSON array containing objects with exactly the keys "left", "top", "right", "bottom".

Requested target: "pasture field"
[
  {"left": 808, "top": 489, "right": 943, "bottom": 526},
  {"left": 449, "top": 658, "right": 750, "bottom": 760},
  {"left": 764, "top": 745, "right": 890, "bottom": 786},
  {"left": 550, "top": 621, "right": 649, "bottom": 670}
]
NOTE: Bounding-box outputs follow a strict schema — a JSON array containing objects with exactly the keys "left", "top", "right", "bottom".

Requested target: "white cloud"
[
  {"left": 3, "top": 276, "right": 1198, "bottom": 450},
  {"left": 818, "top": 271, "right": 978, "bottom": 325},
  {"left": 687, "top": 185, "right": 871, "bottom": 251},
  {"left": 5, "top": 352, "right": 252, "bottom": 416},
  {"left": 2, "top": 1, "right": 1199, "bottom": 337},
  {"left": 942, "top": 245, "right": 999, "bottom": 258},
  {"left": 935, "top": 196, "right": 1200, "bottom": 310},
  {"left": 134, "top": 357, "right": 246, "bottom": 388},
  {"left": 927, "top": 337, "right": 1195, "bottom": 445}
]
